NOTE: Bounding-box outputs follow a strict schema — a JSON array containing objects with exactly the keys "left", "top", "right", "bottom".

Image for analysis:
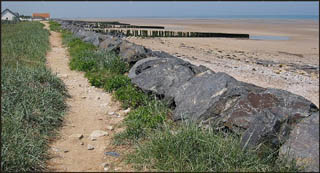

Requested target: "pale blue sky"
[{"left": 1, "top": 1, "right": 319, "bottom": 18}]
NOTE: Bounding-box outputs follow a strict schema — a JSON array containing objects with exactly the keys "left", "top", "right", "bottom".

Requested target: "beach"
[{"left": 82, "top": 18, "right": 319, "bottom": 107}]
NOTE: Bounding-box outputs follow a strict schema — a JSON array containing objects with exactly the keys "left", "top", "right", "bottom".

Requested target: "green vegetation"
[
  {"left": 51, "top": 21, "right": 299, "bottom": 172},
  {"left": 48, "top": 20, "right": 61, "bottom": 32},
  {"left": 127, "top": 123, "right": 299, "bottom": 172},
  {"left": 1, "top": 22, "right": 67, "bottom": 171}
]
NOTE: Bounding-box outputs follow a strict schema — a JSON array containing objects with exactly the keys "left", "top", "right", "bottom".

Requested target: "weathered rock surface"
[
  {"left": 83, "top": 33, "right": 100, "bottom": 47},
  {"left": 128, "top": 57, "right": 211, "bottom": 100},
  {"left": 279, "top": 112, "right": 319, "bottom": 172},
  {"left": 99, "top": 37, "right": 123, "bottom": 52},
  {"left": 172, "top": 69, "right": 317, "bottom": 148},
  {"left": 119, "top": 40, "right": 151, "bottom": 64}
]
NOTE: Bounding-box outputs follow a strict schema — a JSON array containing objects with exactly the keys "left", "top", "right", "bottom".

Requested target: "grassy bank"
[
  {"left": 1, "top": 22, "right": 68, "bottom": 171},
  {"left": 55, "top": 21, "right": 299, "bottom": 172}
]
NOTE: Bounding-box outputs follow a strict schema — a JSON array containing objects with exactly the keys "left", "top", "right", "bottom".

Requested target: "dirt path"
[{"left": 42, "top": 22, "right": 132, "bottom": 172}]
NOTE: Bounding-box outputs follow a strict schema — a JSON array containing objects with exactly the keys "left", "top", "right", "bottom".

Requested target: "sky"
[{"left": 1, "top": 1, "right": 319, "bottom": 18}]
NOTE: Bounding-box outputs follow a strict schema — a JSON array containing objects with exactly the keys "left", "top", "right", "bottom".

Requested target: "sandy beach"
[{"left": 82, "top": 18, "right": 319, "bottom": 106}]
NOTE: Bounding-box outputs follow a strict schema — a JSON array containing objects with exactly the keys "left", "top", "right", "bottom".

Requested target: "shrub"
[
  {"left": 114, "top": 84, "right": 149, "bottom": 109},
  {"left": 104, "top": 75, "right": 131, "bottom": 92}
]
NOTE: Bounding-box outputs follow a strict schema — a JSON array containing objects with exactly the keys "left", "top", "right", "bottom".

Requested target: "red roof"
[{"left": 32, "top": 13, "right": 50, "bottom": 18}]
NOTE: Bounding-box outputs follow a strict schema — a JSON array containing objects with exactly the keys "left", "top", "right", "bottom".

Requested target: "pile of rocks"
[{"left": 57, "top": 20, "right": 319, "bottom": 172}]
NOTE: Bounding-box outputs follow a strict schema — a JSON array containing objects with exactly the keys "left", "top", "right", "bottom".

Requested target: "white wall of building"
[{"left": 1, "top": 11, "right": 16, "bottom": 21}]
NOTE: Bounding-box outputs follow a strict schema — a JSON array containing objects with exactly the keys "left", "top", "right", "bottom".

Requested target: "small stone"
[
  {"left": 52, "top": 147, "right": 60, "bottom": 152},
  {"left": 105, "top": 151, "right": 120, "bottom": 157},
  {"left": 123, "top": 108, "right": 131, "bottom": 113},
  {"left": 70, "top": 134, "right": 84, "bottom": 140},
  {"left": 252, "top": 68, "right": 256, "bottom": 71},
  {"left": 82, "top": 96, "right": 86, "bottom": 99},
  {"left": 80, "top": 142, "right": 84, "bottom": 145},
  {"left": 89, "top": 130, "right": 109, "bottom": 140},
  {"left": 274, "top": 69, "right": 281, "bottom": 74},
  {"left": 97, "top": 97, "right": 100, "bottom": 100},
  {"left": 87, "top": 144, "right": 94, "bottom": 150},
  {"left": 108, "top": 112, "right": 115, "bottom": 115},
  {"left": 63, "top": 149, "right": 69, "bottom": 153},
  {"left": 101, "top": 163, "right": 109, "bottom": 167},
  {"left": 102, "top": 162, "right": 110, "bottom": 171},
  {"left": 106, "top": 126, "right": 114, "bottom": 131}
]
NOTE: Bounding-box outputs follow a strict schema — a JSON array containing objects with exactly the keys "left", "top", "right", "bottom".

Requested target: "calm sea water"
[{"left": 122, "top": 15, "right": 319, "bottom": 20}]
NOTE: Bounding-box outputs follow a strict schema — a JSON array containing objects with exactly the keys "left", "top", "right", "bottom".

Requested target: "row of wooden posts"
[{"left": 88, "top": 28, "right": 249, "bottom": 38}]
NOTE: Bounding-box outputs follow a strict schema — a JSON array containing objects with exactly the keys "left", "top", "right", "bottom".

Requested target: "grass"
[
  {"left": 127, "top": 123, "right": 300, "bottom": 172},
  {"left": 1, "top": 22, "right": 68, "bottom": 171},
  {"left": 53, "top": 21, "right": 300, "bottom": 172},
  {"left": 48, "top": 20, "right": 61, "bottom": 32}
]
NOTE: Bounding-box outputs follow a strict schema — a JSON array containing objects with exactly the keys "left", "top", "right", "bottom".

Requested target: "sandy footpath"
[
  {"left": 42, "top": 22, "right": 133, "bottom": 172},
  {"left": 110, "top": 18, "right": 320, "bottom": 107}
]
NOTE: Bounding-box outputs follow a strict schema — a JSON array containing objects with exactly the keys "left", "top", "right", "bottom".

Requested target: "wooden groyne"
[
  {"left": 62, "top": 20, "right": 249, "bottom": 38},
  {"left": 89, "top": 28, "right": 249, "bottom": 38}
]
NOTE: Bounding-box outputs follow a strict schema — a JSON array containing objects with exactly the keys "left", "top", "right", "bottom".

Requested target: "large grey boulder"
[
  {"left": 119, "top": 40, "right": 151, "bottom": 64},
  {"left": 173, "top": 70, "right": 317, "bottom": 148},
  {"left": 83, "top": 35, "right": 99, "bottom": 47},
  {"left": 99, "top": 37, "right": 123, "bottom": 53},
  {"left": 74, "top": 30, "right": 91, "bottom": 39},
  {"left": 279, "top": 112, "right": 319, "bottom": 172},
  {"left": 128, "top": 57, "right": 211, "bottom": 101},
  {"left": 147, "top": 50, "right": 177, "bottom": 59}
]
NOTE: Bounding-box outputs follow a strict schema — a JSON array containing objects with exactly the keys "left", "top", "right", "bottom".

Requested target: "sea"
[{"left": 117, "top": 15, "right": 319, "bottom": 21}]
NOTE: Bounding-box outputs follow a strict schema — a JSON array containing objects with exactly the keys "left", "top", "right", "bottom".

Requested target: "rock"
[
  {"left": 119, "top": 40, "right": 150, "bottom": 64},
  {"left": 279, "top": 112, "right": 319, "bottom": 172},
  {"left": 147, "top": 50, "right": 177, "bottom": 59},
  {"left": 83, "top": 33, "right": 100, "bottom": 47},
  {"left": 99, "top": 37, "right": 123, "bottom": 53},
  {"left": 172, "top": 71, "right": 241, "bottom": 122},
  {"left": 123, "top": 108, "right": 131, "bottom": 113},
  {"left": 63, "top": 149, "right": 69, "bottom": 153},
  {"left": 74, "top": 30, "right": 90, "bottom": 39},
  {"left": 80, "top": 142, "right": 84, "bottom": 145},
  {"left": 52, "top": 147, "right": 60, "bottom": 152},
  {"left": 89, "top": 130, "right": 109, "bottom": 140},
  {"left": 104, "top": 151, "right": 120, "bottom": 157},
  {"left": 81, "top": 96, "right": 86, "bottom": 99},
  {"left": 70, "top": 134, "right": 84, "bottom": 140},
  {"left": 128, "top": 57, "right": 211, "bottom": 101},
  {"left": 170, "top": 70, "right": 318, "bottom": 149},
  {"left": 102, "top": 162, "right": 110, "bottom": 170},
  {"left": 106, "top": 126, "right": 114, "bottom": 131},
  {"left": 87, "top": 144, "right": 95, "bottom": 150},
  {"left": 108, "top": 112, "right": 115, "bottom": 115}
]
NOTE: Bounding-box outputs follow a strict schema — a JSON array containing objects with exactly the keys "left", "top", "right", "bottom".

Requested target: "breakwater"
[{"left": 89, "top": 28, "right": 249, "bottom": 38}]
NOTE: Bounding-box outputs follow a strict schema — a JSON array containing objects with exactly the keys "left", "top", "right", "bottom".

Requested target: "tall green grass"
[
  {"left": 54, "top": 21, "right": 299, "bottom": 172},
  {"left": 1, "top": 22, "right": 68, "bottom": 171},
  {"left": 127, "top": 123, "right": 299, "bottom": 172}
]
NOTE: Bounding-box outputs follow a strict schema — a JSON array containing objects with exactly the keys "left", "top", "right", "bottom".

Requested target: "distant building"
[
  {"left": 32, "top": 13, "right": 50, "bottom": 20},
  {"left": 1, "top": 8, "right": 20, "bottom": 21}
]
